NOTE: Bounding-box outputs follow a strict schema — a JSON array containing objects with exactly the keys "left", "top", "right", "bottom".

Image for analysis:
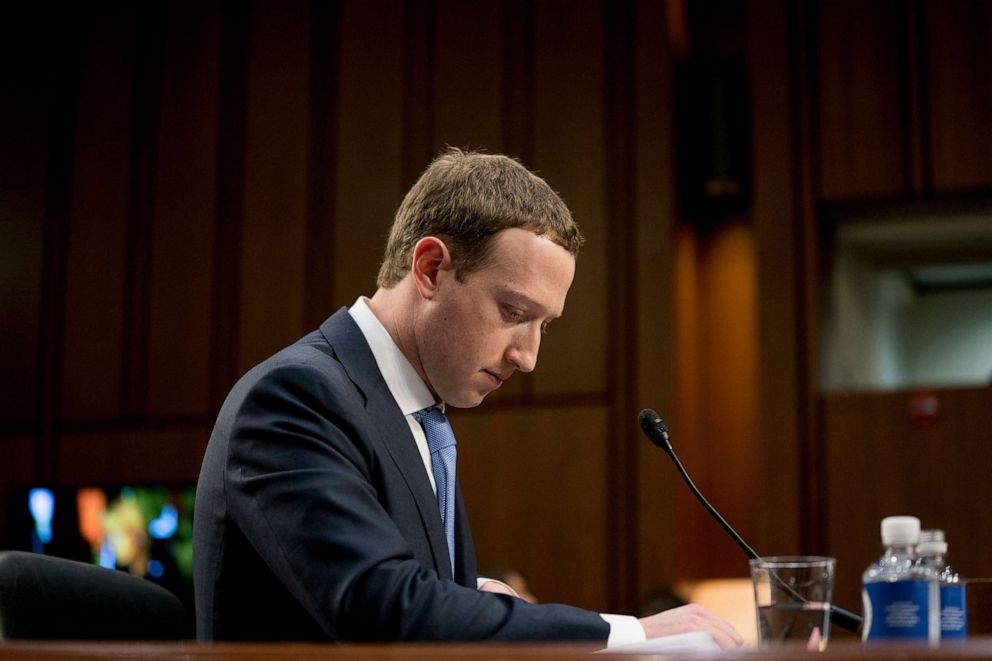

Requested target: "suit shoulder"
[{"left": 222, "top": 331, "right": 361, "bottom": 417}]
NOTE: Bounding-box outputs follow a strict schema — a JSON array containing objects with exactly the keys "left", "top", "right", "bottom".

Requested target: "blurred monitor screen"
[{"left": 6, "top": 485, "right": 195, "bottom": 611}]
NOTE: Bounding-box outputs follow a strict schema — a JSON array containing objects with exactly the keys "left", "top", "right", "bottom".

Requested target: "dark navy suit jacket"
[{"left": 193, "top": 308, "right": 609, "bottom": 642}]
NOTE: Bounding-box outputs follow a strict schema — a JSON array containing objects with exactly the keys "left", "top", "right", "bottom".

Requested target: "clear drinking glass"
[{"left": 750, "top": 556, "right": 836, "bottom": 651}]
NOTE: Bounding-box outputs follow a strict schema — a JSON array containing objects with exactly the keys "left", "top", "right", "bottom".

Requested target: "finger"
[
  {"left": 711, "top": 619, "right": 744, "bottom": 647},
  {"left": 709, "top": 626, "right": 744, "bottom": 650},
  {"left": 688, "top": 609, "right": 744, "bottom": 648},
  {"left": 684, "top": 606, "right": 743, "bottom": 647},
  {"left": 706, "top": 621, "right": 745, "bottom": 649}
]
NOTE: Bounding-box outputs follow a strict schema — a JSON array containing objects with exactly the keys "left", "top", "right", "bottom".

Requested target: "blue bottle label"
[
  {"left": 863, "top": 581, "right": 933, "bottom": 641},
  {"left": 940, "top": 584, "right": 967, "bottom": 640}
]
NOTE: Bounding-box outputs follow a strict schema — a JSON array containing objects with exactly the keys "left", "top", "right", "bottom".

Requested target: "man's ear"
[{"left": 410, "top": 237, "right": 452, "bottom": 300}]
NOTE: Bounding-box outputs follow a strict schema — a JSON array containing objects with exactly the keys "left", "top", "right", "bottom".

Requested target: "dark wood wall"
[
  {"left": 814, "top": 0, "right": 992, "bottom": 200},
  {"left": 824, "top": 387, "right": 992, "bottom": 611},
  {"left": 0, "top": 0, "right": 681, "bottom": 614},
  {"left": 665, "top": 0, "right": 992, "bottom": 604},
  {"left": 798, "top": 0, "right": 992, "bottom": 611},
  {"left": 2, "top": 0, "right": 991, "bottom": 620}
]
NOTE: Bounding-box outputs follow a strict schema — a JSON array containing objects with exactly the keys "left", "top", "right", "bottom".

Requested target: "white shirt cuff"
[{"left": 600, "top": 613, "right": 645, "bottom": 647}]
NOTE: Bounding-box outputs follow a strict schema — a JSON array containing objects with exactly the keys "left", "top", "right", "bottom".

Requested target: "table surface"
[{"left": 2, "top": 640, "right": 992, "bottom": 660}]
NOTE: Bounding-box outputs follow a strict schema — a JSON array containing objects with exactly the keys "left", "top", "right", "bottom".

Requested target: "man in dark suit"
[{"left": 194, "top": 149, "right": 743, "bottom": 647}]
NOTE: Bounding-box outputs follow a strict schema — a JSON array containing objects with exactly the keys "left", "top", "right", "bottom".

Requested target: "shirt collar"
[{"left": 348, "top": 297, "right": 437, "bottom": 415}]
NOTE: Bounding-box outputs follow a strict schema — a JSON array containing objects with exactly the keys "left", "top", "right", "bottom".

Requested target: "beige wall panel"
[
  {"left": 333, "top": 1, "right": 405, "bottom": 309},
  {"left": 673, "top": 226, "right": 761, "bottom": 581},
  {"left": 58, "top": 426, "right": 209, "bottom": 486},
  {"left": 61, "top": 14, "right": 134, "bottom": 420},
  {"left": 432, "top": 0, "right": 502, "bottom": 154},
  {"left": 697, "top": 227, "right": 759, "bottom": 576},
  {"left": 816, "top": 0, "right": 905, "bottom": 200},
  {"left": 530, "top": 0, "right": 607, "bottom": 397},
  {"left": 672, "top": 229, "right": 705, "bottom": 579},
  {"left": 238, "top": 0, "right": 310, "bottom": 373},
  {"left": 147, "top": 2, "right": 220, "bottom": 416},
  {"left": 451, "top": 404, "right": 608, "bottom": 612}
]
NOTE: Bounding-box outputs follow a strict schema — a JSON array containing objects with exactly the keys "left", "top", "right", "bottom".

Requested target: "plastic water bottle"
[
  {"left": 862, "top": 516, "right": 939, "bottom": 645},
  {"left": 917, "top": 529, "right": 967, "bottom": 642}
]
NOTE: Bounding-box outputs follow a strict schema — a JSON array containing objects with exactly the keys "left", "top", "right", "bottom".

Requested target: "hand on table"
[{"left": 639, "top": 604, "right": 745, "bottom": 650}]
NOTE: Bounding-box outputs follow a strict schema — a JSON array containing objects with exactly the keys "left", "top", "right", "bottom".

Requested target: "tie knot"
[{"left": 413, "top": 406, "right": 457, "bottom": 453}]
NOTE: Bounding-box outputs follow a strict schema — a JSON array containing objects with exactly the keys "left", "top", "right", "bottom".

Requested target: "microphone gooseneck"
[
  {"left": 637, "top": 408, "right": 863, "bottom": 634},
  {"left": 638, "top": 409, "right": 759, "bottom": 560}
]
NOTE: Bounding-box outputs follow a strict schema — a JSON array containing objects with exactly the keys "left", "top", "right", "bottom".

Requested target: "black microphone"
[{"left": 638, "top": 408, "right": 863, "bottom": 634}]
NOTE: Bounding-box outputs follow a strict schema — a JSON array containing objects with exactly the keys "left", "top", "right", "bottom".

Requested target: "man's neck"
[{"left": 366, "top": 285, "right": 428, "bottom": 386}]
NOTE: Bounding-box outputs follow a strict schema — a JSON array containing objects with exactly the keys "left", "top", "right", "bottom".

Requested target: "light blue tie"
[{"left": 413, "top": 406, "right": 457, "bottom": 575}]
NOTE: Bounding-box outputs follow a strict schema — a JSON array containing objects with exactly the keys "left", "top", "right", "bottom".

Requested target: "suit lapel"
[
  {"left": 319, "top": 309, "right": 453, "bottom": 580},
  {"left": 453, "top": 484, "right": 477, "bottom": 587}
]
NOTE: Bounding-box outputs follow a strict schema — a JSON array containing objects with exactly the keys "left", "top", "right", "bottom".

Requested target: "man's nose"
[{"left": 506, "top": 326, "right": 541, "bottom": 373}]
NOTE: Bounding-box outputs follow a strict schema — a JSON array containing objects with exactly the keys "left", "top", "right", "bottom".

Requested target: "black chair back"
[{"left": 0, "top": 551, "right": 190, "bottom": 640}]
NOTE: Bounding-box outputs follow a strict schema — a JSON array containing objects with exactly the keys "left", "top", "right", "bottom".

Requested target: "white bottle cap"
[
  {"left": 918, "top": 529, "right": 948, "bottom": 555},
  {"left": 917, "top": 540, "right": 948, "bottom": 555},
  {"left": 881, "top": 516, "right": 920, "bottom": 546}
]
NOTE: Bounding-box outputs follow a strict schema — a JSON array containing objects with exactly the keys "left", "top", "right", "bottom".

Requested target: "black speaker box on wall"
[{"left": 675, "top": 57, "right": 752, "bottom": 221}]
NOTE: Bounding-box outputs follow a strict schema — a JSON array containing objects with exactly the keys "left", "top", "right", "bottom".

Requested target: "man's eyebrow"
[{"left": 501, "top": 289, "right": 562, "bottom": 320}]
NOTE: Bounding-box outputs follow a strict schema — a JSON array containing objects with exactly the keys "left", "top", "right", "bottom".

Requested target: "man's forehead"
[
  {"left": 478, "top": 231, "right": 575, "bottom": 316},
  {"left": 484, "top": 229, "right": 574, "bottom": 268}
]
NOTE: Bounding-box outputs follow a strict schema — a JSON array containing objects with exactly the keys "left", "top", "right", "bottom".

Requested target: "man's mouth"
[{"left": 482, "top": 370, "right": 504, "bottom": 387}]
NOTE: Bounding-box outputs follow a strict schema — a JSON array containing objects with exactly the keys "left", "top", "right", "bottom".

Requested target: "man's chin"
[
  {"left": 446, "top": 397, "right": 486, "bottom": 409},
  {"left": 443, "top": 389, "right": 488, "bottom": 409}
]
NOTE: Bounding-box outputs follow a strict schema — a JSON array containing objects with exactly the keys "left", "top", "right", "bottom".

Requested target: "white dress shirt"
[
  {"left": 347, "top": 297, "right": 645, "bottom": 648},
  {"left": 348, "top": 297, "right": 438, "bottom": 492}
]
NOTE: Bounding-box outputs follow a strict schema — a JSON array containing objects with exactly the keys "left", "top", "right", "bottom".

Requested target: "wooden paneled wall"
[
  {"left": 792, "top": 0, "right": 992, "bottom": 612},
  {"left": 0, "top": 0, "right": 687, "bottom": 615},
  {"left": 814, "top": 0, "right": 992, "bottom": 200},
  {"left": 824, "top": 387, "right": 992, "bottom": 610},
  {"left": 4, "top": 0, "right": 990, "bottom": 624}
]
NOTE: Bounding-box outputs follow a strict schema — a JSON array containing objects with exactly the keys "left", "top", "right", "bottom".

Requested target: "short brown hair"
[{"left": 376, "top": 148, "right": 583, "bottom": 288}]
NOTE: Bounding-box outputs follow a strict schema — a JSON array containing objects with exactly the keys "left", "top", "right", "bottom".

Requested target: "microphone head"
[{"left": 638, "top": 408, "right": 672, "bottom": 452}]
